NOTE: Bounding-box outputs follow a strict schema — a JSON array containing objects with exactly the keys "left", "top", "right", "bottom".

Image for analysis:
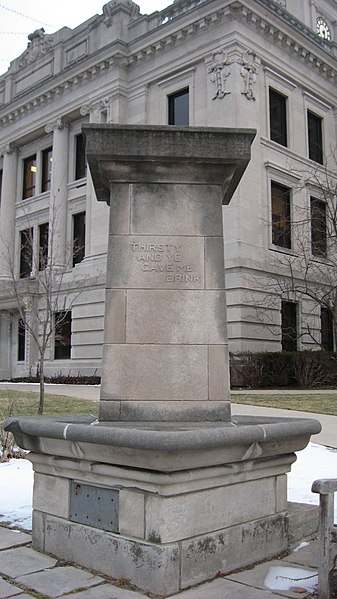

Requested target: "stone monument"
[{"left": 5, "top": 125, "right": 321, "bottom": 597}]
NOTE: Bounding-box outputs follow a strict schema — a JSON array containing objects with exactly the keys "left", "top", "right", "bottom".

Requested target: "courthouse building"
[{"left": 0, "top": 0, "right": 336, "bottom": 378}]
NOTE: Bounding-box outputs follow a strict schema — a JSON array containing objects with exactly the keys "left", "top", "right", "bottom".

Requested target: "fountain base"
[{"left": 5, "top": 413, "right": 320, "bottom": 596}]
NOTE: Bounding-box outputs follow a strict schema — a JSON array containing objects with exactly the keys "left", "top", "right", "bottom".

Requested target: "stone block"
[
  {"left": 205, "top": 236, "right": 226, "bottom": 289},
  {"left": 100, "top": 344, "right": 208, "bottom": 401},
  {"left": 208, "top": 344, "right": 230, "bottom": 400},
  {"left": 145, "top": 477, "right": 276, "bottom": 543},
  {"left": 32, "top": 510, "right": 45, "bottom": 552},
  {"left": 119, "top": 489, "right": 145, "bottom": 538},
  {"left": 130, "top": 183, "right": 223, "bottom": 236},
  {"left": 109, "top": 183, "right": 131, "bottom": 234},
  {"left": 287, "top": 502, "right": 319, "bottom": 548},
  {"left": 125, "top": 290, "right": 227, "bottom": 344},
  {"left": 276, "top": 474, "right": 287, "bottom": 512},
  {"left": 181, "top": 513, "right": 287, "bottom": 588},
  {"left": 43, "top": 515, "right": 180, "bottom": 596},
  {"left": 119, "top": 400, "right": 231, "bottom": 422},
  {"left": 106, "top": 235, "right": 204, "bottom": 290},
  {"left": 103, "top": 289, "right": 126, "bottom": 343},
  {"left": 33, "top": 473, "right": 70, "bottom": 518}
]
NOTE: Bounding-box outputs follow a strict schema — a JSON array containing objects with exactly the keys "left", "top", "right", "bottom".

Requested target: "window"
[
  {"left": 311, "top": 198, "right": 327, "bottom": 257},
  {"left": 168, "top": 88, "right": 189, "bottom": 125},
  {"left": 281, "top": 301, "right": 298, "bottom": 351},
  {"left": 17, "top": 318, "right": 26, "bottom": 362},
  {"left": 72, "top": 212, "right": 85, "bottom": 267},
  {"left": 75, "top": 134, "right": 86, "bottom": 180},
  {"left": 271, "top": 182, "right": 291, "bottom": 249},
  {"left": 308, "top": 111, "right": 323, "bottom": 164},
  {"left": 22, "top": 155, "right": 37, "bottom": 199},
  {"left": 41, "top": 147, "right": 52, "bottom": 192},
  {"left": 38, "top": 222, "right": 49, "bottom": 270},
  {"left": 54, "top": 311, "right": 72, "bottom": 360},
  {"left": 321, "top": 307, "right": 334, "bottom": 351},
  {"left": 269, "top": 88, "right": 287, "bottom": 147},
  {"left": 19, "top": 228, "right": 33, "bottom": 278}
]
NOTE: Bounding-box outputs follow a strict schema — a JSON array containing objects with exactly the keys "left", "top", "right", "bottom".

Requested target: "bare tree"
[
  {"left": 1, "top": 200, "right": 88, "bottom": 415},
  {"left": 249, "top": 154, "right": 337, "bottom": 350}
]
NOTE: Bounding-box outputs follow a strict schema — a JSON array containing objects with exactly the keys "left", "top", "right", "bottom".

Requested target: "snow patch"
[{"left": 264, "top": 566, "right": 318, "bottom": 592}]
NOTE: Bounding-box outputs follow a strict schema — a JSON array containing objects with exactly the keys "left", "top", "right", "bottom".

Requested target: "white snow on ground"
[
  {"left": 0, "top": 442, "right": 336, "bottom": 532},
  {"left": 264, "top": 566, "right": 318, "bottom": 593},
  {"left": 0, "top": 458, "right": 33, "bottom": 530},
  {"left": 288, "top": 442, "right": 337, "bottom": 522}
]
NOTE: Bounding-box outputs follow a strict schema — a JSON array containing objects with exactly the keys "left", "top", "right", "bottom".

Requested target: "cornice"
[
  {"left": 0, "top": 57, "right": 119, "bottom": 129},
  {"left": 1, "top": 0, "right": 337, "bottom": 131},
  {"left": 126, "top": 1, "right": 337, "bottom": 83}
]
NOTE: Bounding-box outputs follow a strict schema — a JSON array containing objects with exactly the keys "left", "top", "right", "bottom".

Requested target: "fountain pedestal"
[{"left": 5, "top": 126, "right": 321, "bottom": 597}]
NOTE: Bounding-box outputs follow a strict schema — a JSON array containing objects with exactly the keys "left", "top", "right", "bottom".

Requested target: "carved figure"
[
  {"left": 208, "top": 49, "right": 233, "bottom": 100},
  {"left": 240, "top": 50, "right": 258, "bottom": 101},
  {"left": 19, "top": 28, "right": 53, "bottom": 68}
]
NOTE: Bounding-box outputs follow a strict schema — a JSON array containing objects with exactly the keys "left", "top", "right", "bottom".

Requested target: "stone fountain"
[{"left": 5, "top": 125, "right": 321, "bottom": 597}]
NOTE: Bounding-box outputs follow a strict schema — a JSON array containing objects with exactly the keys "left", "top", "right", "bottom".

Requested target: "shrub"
[
  {"left": 259, "top": 352, "right": 295, "bottom": 388},
  {"left": 292, "top": 351, "right": 336, "bottom": 389},
  {"left": 230, "top": 350, "right": 337, "bottom": 389},
  {"left": 230, "top": 352, "right": 264, "bottom": 388}
]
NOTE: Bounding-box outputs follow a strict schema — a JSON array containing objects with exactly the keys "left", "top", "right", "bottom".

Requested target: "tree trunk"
[{"left": 38, "top": 357, "right": 45, "bottom": 415}]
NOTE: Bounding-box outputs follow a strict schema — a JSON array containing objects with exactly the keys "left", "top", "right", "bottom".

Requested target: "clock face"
[{"left": 316, "top": 17, "right": 331, "bottom": 41}]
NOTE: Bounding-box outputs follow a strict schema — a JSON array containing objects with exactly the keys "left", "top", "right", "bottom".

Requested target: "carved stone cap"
[
  {"left": 0, "top": 142, "right": 18, "bottom": 156},
  {"left": 83, "top": 124, "right": 256, "bottom": 205}
]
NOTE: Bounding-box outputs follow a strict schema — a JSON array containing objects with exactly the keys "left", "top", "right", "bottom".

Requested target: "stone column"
[
  {"left": 45, "top": 118, "right": 69, "bottom": 267},
  {"left": 0, "top": 143, "right": 18, "bottom": 279},
  {"left": 84, "top": 125, "right": 256, "bottom": 423}
]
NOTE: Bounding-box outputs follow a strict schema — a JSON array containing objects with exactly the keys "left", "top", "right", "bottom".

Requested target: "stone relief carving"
[
  {"left": 239, "top": 50, "right": 258, "bottom": 101},
  {"left": 80, "top": 97, "right": 114, "bottom": 122},
  {"left": 45, "top": 117, "right": 69, "bottom": 134},
  {"left": 103, "top": 0, "right": 140, "bottom": 26},
  {"left": 0, "top": 143, "right": 18, "bottom": 156},
  {"left": 208, "top": 49, "right": 233, "bottom": 100},
  {"left": 19, "top": 28, "right": 53, "bottom": 68}
]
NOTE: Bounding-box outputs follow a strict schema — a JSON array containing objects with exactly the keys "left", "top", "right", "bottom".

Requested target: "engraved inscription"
[{"left": 131, "top": 242, "right": 200, "bottom": 283}]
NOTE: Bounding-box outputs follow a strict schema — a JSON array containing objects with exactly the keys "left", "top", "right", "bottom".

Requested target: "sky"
[{"left": 0, "top": 0, "right": 171, "bottom": 75}]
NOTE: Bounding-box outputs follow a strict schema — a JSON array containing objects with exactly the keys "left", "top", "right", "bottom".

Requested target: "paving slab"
[
  {"left": 0, "top": 546, "right": 57, "bottom": 577},
  {"left": 0, "top": 575, "right": 23, "bottom": 597},
  {"left": 0, "top": 527, "right": 31, "bottom": 549},
  {"left": 16, "top": 565, "right": 104, "bottom": 597},
  {"left": 227, "top": 559, "right": 317, "bottom": 598},
  {"left": 61, "top": 583, "right": 148, "bottom": 598},
  {"left": 284, "top": 540, "right": 319, "bottom": 569},
  {"left": 169, "top": 577, "right": 287, "bottom": 598}
]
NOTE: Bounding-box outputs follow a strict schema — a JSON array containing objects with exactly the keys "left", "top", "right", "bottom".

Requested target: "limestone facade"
[{"left": 0, "top": 0, "right": 336, "bottom": 378}]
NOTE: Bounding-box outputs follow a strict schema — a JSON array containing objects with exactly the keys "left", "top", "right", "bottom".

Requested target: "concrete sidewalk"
[{"left": 0, "top": 525, "right": 319, "bottom": 598}]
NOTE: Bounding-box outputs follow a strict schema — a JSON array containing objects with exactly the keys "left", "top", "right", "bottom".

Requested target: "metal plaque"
[{"left": 69, "top": 481, "right": 119, "bottom": 532}]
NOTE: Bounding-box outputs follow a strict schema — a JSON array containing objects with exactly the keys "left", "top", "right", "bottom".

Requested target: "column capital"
[
  {"left": 45, "top": 117, "right": 70, "bottom": 134},
  {"left": 0, "top": 142, "right": 18, "bottom": 157}
]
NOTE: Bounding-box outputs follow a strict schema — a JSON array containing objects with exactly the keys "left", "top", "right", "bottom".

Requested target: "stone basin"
[{"left": 4, "top": 413, "right": 321, "bottom": 472}]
